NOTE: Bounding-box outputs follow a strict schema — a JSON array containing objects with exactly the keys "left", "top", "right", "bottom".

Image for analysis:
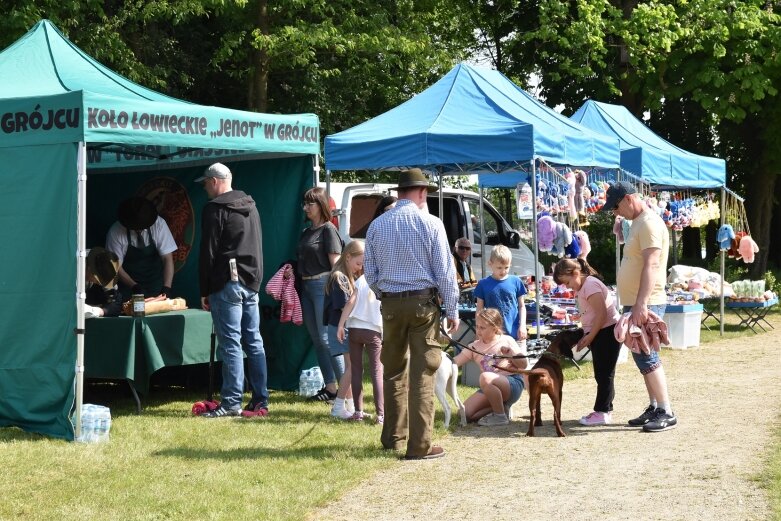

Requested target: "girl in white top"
[{"left": 337, "top": 273, "right": 384, "bottom": 423}]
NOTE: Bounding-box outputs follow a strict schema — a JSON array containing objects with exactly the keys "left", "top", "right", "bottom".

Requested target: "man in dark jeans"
[{"left": 196, "top": 162, "right": 269, "bottom": 418}]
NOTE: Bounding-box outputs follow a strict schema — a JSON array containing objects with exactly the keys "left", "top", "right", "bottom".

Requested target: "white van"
[{"left": 321, "top": 182, "right": 542, "bottom": 279}]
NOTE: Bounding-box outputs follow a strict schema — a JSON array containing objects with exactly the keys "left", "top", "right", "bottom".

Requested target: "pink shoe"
[{"left": 579, "top": 411, "right": 611, "bottom": 426}]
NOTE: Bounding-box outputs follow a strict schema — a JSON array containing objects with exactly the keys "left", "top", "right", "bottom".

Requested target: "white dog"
[{"left": 435, "top": 351, "right": 467, "bottom": 428}]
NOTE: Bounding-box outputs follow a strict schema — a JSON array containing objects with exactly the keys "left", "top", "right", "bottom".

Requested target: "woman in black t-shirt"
[{"left": 297, "top": 187, "right": 343, "bottom": 402}]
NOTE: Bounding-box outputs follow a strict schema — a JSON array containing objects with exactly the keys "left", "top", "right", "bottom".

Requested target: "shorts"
[
  {"left": 478, "top": 373, "right": 525, "bottom": 406},
  {"left": 624, "top": 304, "right": 666, "bottom": 375},
  {"left": 326, "top": 324, "right": 349, "bottom": 356}
]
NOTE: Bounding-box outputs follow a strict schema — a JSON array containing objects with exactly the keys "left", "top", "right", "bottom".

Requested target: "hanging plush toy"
[
  {"left": 716, "top": 224, "right": 735, "bottom": 250},
  {"left": 613, "top": 216, "right": 625, "bottom": 244},
  {"left": 728, "top": 231, "right": 747, "bottom": 258},
  {"left": 738, "top": 235, "right": 759, "bottom": 263},
  {"left": 574, "top": 170, "right": 587, "bottom": 215},
  {"left": 574, "top": 230, "right": 591, "bottom": 259},
  {"left": 537, "top": 215, "right": 556, "bottom": 252},
  {"left": 565, "top": 171, "right": 576, "bottom": 220},
  {"left": 552, "top": 222, "right": 573, "bottom": 258},
  {"left": 564, "top": 228, "right": 582, "bottom": 259}
]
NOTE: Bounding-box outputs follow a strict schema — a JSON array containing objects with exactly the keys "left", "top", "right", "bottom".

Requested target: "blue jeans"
[
  {"left": 624, "top": 304, "right": 666, "bottom": 375},
  {"left": 209, "top": 281, "right": 268, "bottom": 410},
  {"left": 301, "top": 277, "right": 337, "bottom": 385},
  {"left": 327, "top": 324, "right": 347, "bottom": 381}
]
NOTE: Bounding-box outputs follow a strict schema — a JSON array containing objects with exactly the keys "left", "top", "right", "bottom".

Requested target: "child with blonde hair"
[
  {"left": 474, "top": 245, "right": 528, "bottom": 342},
  {"left": 325, "top": 240, "right": 364, "bottom": 418},
  {"left": 452, "top": 308, "right": 527, "bottom": 426}
]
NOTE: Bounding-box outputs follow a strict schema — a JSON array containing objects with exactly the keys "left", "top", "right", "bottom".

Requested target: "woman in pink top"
[
  {"left": 553, "top": 258, "right": 621, "bottom": 426},
  {"left": 452, "top": 308, "right": 528, "bottom": 427}
]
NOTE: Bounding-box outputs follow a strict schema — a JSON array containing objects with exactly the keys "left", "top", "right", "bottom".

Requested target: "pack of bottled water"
[
  {"left": 74, "top": 404, "right": 112, "bottom": 443},
  {"left": 298, "top": 366, "right": 324, "bottom": 397}
]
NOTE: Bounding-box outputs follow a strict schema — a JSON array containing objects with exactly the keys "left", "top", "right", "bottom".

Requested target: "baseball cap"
[
  {"left": 601, "top": 181, "right": 637, "bottom": 212},
  {"left": 194, "top": 162, "right": 232, "bottom": 183}
]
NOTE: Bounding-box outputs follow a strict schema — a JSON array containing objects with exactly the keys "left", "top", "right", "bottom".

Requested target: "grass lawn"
[{"left": 1, "top": 310, "right": 778, "bottom": 520}]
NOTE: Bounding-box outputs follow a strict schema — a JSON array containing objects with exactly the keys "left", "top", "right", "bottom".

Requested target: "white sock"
[
  {"left": 331, "top": 398, "right": 345, "bottom": 415},
  {"left": 345, "top": 398, "right": 355, "bottom": 414},
  {"left": 659, "top": 402, "right": 672, "bottom": 415},
  {"left": 650, "top": 399, "right": 658, "bottom": 409}
]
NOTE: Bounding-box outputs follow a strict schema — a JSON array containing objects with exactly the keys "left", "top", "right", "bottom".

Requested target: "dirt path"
[{"left": 314, "top": 326, "right": 781, "bottom": 521}]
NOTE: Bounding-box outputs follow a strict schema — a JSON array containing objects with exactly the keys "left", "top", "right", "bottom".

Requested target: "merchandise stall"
[
  {"left": 570, "top": 100, "right": 766, "bottom": 342},
  {"left": 0, "top": 20, "right": 320, "bottom": 440}
]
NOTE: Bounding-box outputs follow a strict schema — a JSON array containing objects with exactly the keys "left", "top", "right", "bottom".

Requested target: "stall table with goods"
[
  {"left": 725, "top": 280, "right": 777, "bottom": 333},
  {"left": 85, "top": 309, "right": 213, "bottom": 413}
]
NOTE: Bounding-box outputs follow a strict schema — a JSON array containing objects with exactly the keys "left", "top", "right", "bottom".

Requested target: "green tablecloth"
[{"left": 85, "top": 309, "right": 213, "bottom": 395}]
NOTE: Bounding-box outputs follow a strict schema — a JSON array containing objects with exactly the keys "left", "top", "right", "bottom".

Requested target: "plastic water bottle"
[
  {"left": 299, "top": 370, "right": 309, "bottom": 396},
  {"left": 311, "top": 366, "right": 324, "bottom": 392},
  {"left": 95, "top": 406, "right": 112, "bottom": 443},
  {"left": 76, "top": 404, "right": 95, "bottom": 443}
]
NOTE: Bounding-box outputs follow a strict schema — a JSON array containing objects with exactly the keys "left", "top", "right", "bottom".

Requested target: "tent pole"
[
  {"left": 437, "top": 167, "right": 444, "bottom": 223},
  {"left": 720, "top": 187, "right": 725, "bottom": 336},
  {"left": 313, "top": 155, "right": 321, "bottom": 186},
  {"left": 75, "top": 142, "right": 88, "bottom": 441},
  {"left": 479, "top": 185, "right": 486, "bottom": 278},
  {"left": 531, "top": 160, "right": 540, "bottom": 340}
]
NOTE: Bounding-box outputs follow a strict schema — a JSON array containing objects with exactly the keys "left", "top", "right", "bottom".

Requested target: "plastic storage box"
[{"left": 662, "top": 304, "right": 703, "bottom": 350}]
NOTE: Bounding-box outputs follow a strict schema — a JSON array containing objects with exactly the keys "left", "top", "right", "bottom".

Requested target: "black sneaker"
[
  {"left": 307, "top": 387, "right": 337, "bottom": 403},
  {"left": 627, "top": 405, "right": 657, "bottom": 426},
  {"left": 643, "top": 409, "right": 678, "bottom": 432},
  {"left": 201, "top": 406, "right": 241, "bottom": 418}
]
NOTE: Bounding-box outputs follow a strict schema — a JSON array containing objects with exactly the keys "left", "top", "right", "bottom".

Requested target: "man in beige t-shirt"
[{"left": 603, "top": 181, "right": 677, "bottom": 433}]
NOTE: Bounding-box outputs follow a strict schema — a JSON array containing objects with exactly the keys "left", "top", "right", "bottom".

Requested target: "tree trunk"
[
  {"left": 746, "top": 162, "right": 775, "bottom": 279},
  {"left": 704, "top": 220, "right": 718, "bottom": 264},
  {"left": 680, "top": 227, "right": 702, "bottom": 266},
  {"left": 248, "top": 0, "right": 269, "bottom": 112}
]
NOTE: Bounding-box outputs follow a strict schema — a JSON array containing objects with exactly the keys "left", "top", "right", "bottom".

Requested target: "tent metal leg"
[{"left": 126, "top": 380, "right": 142, "bottom": 415}]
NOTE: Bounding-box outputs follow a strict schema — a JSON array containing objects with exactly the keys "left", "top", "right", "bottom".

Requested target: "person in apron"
[{"left": 106, "top": 196, "right": 177, "bottom": 300}]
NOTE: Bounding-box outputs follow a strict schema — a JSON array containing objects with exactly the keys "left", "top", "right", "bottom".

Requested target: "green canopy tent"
[{"left": 0, "top": 20, "right": 320, "bottom": 440}]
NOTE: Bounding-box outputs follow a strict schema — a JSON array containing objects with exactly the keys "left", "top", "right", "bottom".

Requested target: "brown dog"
[{"left": 500, "top": 328, "right": 583, "bottom": 437}]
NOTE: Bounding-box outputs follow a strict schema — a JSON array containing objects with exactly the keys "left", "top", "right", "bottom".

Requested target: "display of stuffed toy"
[
  {"left": 613, "top": 216, "right": 625, "bottom": 244},
  {"left": 738, "top": 235, "right": 759, "bottom": 263},
  {"left": 537, "top": 215, "right": 556, "bottom": 251},
  {"left": 565, "top": 171, "right": 576, "bottom": 220},
  {"left": 728, "top": 231, "right": 747, "bottom": 258},
  {"left": 717, "top": 224, "right": 735, "bottom": 250},
  {"left": 574, "top": 230, "right": 591, "bottom": 259},
  {"left": 573, "top": 170, "right": 587, "bottom": 215}
]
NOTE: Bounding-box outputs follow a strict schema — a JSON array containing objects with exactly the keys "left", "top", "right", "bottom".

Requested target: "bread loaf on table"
[{"left": 122, "top": 297, "right": 187, "bottom": 316}]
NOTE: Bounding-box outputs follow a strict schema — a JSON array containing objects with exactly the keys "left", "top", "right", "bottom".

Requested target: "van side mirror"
[{"left": 507, "top": 230, "right": 521, "bottom": 248}]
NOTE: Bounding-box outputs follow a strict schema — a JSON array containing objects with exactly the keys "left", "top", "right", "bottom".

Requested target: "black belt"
[{"left": 381, "top": 288, "right": 436, "bottom": 299}]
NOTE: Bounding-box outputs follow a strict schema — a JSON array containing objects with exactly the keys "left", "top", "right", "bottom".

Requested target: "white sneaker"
[
  {"left": 504, "top": 402, "right": 514, "bottom": 420},
  {"left": 579, "top": 411, "right": 612, "bottom": 426},
  {"left": 478, "top": 413, "right": 510, "bottom": 426},
  {"left": 330, "top": 405, "right": 352, "bottom": 420}
]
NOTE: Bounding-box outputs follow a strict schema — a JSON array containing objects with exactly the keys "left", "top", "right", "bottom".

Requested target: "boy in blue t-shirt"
[{"left": 474, "top": 245, "right": 528, "bottom": 341}]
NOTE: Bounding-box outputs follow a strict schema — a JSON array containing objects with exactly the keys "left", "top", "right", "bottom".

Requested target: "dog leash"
[{"left": 438, "top": 323, "right": 547, "bottom": 360}]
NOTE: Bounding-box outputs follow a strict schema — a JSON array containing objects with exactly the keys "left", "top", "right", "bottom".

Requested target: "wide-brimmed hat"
[
  {"left": 86, "top": 247, "right": 119, "bottom": 288},
  {"left": 600, "top": 181, "right": 637, "bottom": 212},
  {"left": 390, "top": 168, "right": 437, "bottom": 193},
  {"left": 118, "top": 197, "right": 158, "bottom": 230}
]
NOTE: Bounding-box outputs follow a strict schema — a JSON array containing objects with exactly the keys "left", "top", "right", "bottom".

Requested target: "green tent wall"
[{"left": 0, "top": 20, "right": 320, "bottom": 440}]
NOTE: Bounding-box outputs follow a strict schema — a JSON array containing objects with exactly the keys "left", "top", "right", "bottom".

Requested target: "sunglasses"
[
  {"left": 457, "top": 246, "right": 471, "bottom": 251},
  {"left": 302, "top": 202, "right": 317, "bottom": 209},
  {"left": 611, "top": 196, "right": 625, "bottom": 212}
]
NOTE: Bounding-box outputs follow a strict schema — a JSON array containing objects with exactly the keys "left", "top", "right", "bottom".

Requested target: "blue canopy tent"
[
  {"left": 325, "top": 63, "right": 620, "bottom": 174},
  {"left": 325, "top": 62, "right": 622, "bottom": 335},
  {"left": 570, "top": 100, "right": 726, "bottom": 189},
  {"left": 571, "top": 100, "right": 733, "bottom": 334}
]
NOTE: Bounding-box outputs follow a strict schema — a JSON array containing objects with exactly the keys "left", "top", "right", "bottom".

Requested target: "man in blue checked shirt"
[{"left": 365, "top": 168, "right": 460, "bottom": 461}]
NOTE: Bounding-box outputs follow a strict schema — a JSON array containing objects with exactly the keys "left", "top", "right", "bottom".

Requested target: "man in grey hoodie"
[{"left": 196, "top": 162, "right": 269, "bottom": 418}]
